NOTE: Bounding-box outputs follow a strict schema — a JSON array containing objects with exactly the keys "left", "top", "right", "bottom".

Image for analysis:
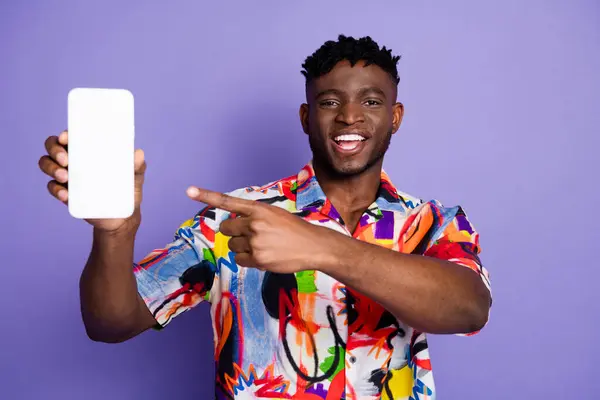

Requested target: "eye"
[
  {"left": 319, "top": 100, "right": 339, "bottom": 108},
  {"left": 364, "top": 99, "right": 382, "bottom": 107}
]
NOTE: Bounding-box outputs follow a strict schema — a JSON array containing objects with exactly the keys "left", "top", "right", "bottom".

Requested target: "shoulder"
[
  {"left": 402, "top": 196, "right": 479, "bottom": 241},
  {"left": 391, "top": 183, "right": 475, "bottom": 227},
  {"left": 224, "top": 173, "right": 297, "bottom": 204},
  {"left": 393, "top": 186, "right": 464, "bottom": 218},
  {"left": 394, "top": 188, "right": 425, "bottom": 211}
]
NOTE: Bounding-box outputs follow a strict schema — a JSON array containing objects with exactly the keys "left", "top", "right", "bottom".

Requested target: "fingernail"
[
  {"left": 57, "top": 152, "right": 67, "bottom": 165},
  {"left": 187, "top": 186, "right": 199, "bottom": 197},
  {"left": 56, "top": 169, "right": 68, "bottom": 182},
  {"left": 58, "top": 190, "right": 68, "bottom": 201}
]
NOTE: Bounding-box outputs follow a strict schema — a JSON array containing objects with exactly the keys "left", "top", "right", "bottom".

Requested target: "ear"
[
  {"left": 391, "top": 102, "right": 404, "bottom": 135},
  {"left": 299, "top": 103, "right": 310, "bottom": 135}
]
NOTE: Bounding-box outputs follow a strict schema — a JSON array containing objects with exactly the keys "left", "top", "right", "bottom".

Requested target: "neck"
[{"left": 312, "top": 159, "right": 383, "bottom": 216}]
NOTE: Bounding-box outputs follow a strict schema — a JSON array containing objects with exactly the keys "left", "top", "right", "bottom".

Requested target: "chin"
[{"left": 329, "top": 158, "right": 373, "bottom": 177}]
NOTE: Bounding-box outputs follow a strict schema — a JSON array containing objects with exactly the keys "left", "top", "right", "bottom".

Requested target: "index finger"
[{"left": 186, "top": 186, "right": 256, "bottom": 215}]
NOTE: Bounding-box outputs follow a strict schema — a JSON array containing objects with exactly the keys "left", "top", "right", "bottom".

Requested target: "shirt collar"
[{"left": 294, "top": 161, "right": 410, "bottom": 222}]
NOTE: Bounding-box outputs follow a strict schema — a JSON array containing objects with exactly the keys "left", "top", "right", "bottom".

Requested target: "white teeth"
[{"left": 334, "top": 134, "right": 366, "bottom": 142}]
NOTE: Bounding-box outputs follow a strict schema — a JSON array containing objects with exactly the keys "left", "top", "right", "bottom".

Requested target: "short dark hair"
[{"left": 301, "top": 34, "right": 401, "bottom": 85}]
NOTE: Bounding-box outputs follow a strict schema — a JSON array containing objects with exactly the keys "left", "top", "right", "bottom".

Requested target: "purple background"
[{"left": 3, "top": 1, "right": 599, "bottom": 399}]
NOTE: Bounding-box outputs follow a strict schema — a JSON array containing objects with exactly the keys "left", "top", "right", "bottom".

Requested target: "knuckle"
[
  {"left": 220, "top": 220, "right": 232, "bottom": 235},
  {"left": 234, "top": 252, "right": 247, "bottom": 266},
  {"left": 136, "top": 176, "right": 145, "bottom": 188},
  {"left": 249, "top": 236, "right": 257, "bottom": 249},
  {"left": 250, "top": 219, "right": 267, "bottom": 232},
  {"left": 219, "top": 225, "right": 228, "bottom": 236},
  {"left": 227, "top": 238, "right": 237, "bottom": 251},
  {"left": 252, "top": 249, "right": 269, "bottom": 264},
  {"left": 220, "top": 194, "right": 232, "bottom": 208},
  {"left": 39, "top": 156, "right": 56, "bottom": 173},
  {"left": 235, "top": 238, "right": 248, "bottom": 253},
  {"left": 249, "top": 237, "right": 262, "bottom": 252},
  {"left": 47, "top": 180, "right": 60, "bottom": 195},
  {"left": 248, "top": 221, "right": 257, "bottom": 233},
  {"left": 44, "top": 135, "right": 57, "bottom": 151}
]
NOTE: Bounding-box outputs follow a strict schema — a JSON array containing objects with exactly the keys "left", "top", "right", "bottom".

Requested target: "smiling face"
[{"left": 300, "top": 60, "right": 404, "bottom": 177}]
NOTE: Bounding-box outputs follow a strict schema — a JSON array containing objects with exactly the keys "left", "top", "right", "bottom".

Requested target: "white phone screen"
[{"left": 67, "top": 88, "right": 135, "bottom": 219}]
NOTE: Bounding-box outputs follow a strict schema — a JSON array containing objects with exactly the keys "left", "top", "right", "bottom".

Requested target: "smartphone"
[{"left": 67, "top": 88, "right": 135, "bottom": 219}]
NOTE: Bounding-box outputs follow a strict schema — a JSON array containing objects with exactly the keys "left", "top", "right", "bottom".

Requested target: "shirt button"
[{"left": 349, "top": 356, "right": 357, "bottom": 364}]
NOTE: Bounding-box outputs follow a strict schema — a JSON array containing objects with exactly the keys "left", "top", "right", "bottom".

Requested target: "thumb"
[{"left": 134, "top": 149, "right": 146, "bottom": 190}]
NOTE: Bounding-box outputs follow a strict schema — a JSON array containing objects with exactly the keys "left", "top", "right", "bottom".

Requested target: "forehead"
[{"left": 307, "top": 60, "right": 397, "bottom": 98}]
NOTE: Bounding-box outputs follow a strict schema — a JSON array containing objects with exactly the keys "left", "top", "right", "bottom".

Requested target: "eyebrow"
[
  {"left": 315, "top": 89, "right": 344, "bottom": 98},
  {"left": 357, "top": 86, "right": 387, "bottom": 98},
  {"left": 315, "top": 86, "right": 387, "bottom": 99}
]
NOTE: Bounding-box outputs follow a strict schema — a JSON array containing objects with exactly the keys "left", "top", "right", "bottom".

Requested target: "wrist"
[
  {"left": 93, "top": 221, "right": 139, "bottom": 243},
  {"left": 313, "top": 228, "right": 349, "bottom": 275},
  {"left": 95, "top": 210, "right": 141, "bottom": 238}
]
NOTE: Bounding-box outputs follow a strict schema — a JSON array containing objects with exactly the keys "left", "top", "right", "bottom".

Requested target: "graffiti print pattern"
[{"left": 134, "top": 162, "right": 491, "bottom": 399}]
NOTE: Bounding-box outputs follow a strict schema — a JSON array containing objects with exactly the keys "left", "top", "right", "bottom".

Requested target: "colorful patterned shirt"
[{"left": 134, "top": 162, "right": 491, "bottom": 400}]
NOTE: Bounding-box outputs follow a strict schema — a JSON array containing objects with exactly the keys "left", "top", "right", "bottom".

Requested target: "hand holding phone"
[{"left": 38, "top": 88, "right": 146, "bottom": 232}]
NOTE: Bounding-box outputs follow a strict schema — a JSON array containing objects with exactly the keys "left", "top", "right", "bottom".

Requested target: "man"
[{"left": 39, "top": 35, "right": 491, "bottom": 400}]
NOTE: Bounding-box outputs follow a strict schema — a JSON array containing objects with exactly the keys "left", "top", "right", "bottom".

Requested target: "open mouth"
[{"left": 332, "top": 133, "right": 367, "bottom": 153}]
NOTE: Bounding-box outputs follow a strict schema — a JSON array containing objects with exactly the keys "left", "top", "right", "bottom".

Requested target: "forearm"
[
  {"left": 318, "top": 232, "right": 490, "bottom": 334},
  {"left": 79, "top": 226, "right": 154, "bottom": 342}
]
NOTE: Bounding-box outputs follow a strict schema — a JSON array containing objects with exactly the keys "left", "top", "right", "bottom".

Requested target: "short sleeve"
[
  {"left": 422, "top": 201, "right": 491, "bottom": 294},
  {"left": 399, "top": 200, "right": 491, "bottom": 335},
  {"left": 133, "top": 205, "right": 220, "bottom": 328}
]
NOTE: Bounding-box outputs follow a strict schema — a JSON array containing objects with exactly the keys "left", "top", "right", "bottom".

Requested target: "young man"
[{"left": 39, "top": 35, "right": 491, "bottom": 400}]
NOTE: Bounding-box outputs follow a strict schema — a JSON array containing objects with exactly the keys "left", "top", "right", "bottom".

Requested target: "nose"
[{"left": 335, "top": 102, "right": 365, "bottom": 125}]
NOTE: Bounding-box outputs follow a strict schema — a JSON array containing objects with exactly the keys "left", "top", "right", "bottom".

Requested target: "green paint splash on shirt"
[
  {"left": 295, "top": 270, "right": 317, "bottom": 293},
  {"left": 319, "top": 346, "right": 345, "bottom": 381},
  {"left": 203, "top": 248, "right": 216, "bottom": 265}
]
